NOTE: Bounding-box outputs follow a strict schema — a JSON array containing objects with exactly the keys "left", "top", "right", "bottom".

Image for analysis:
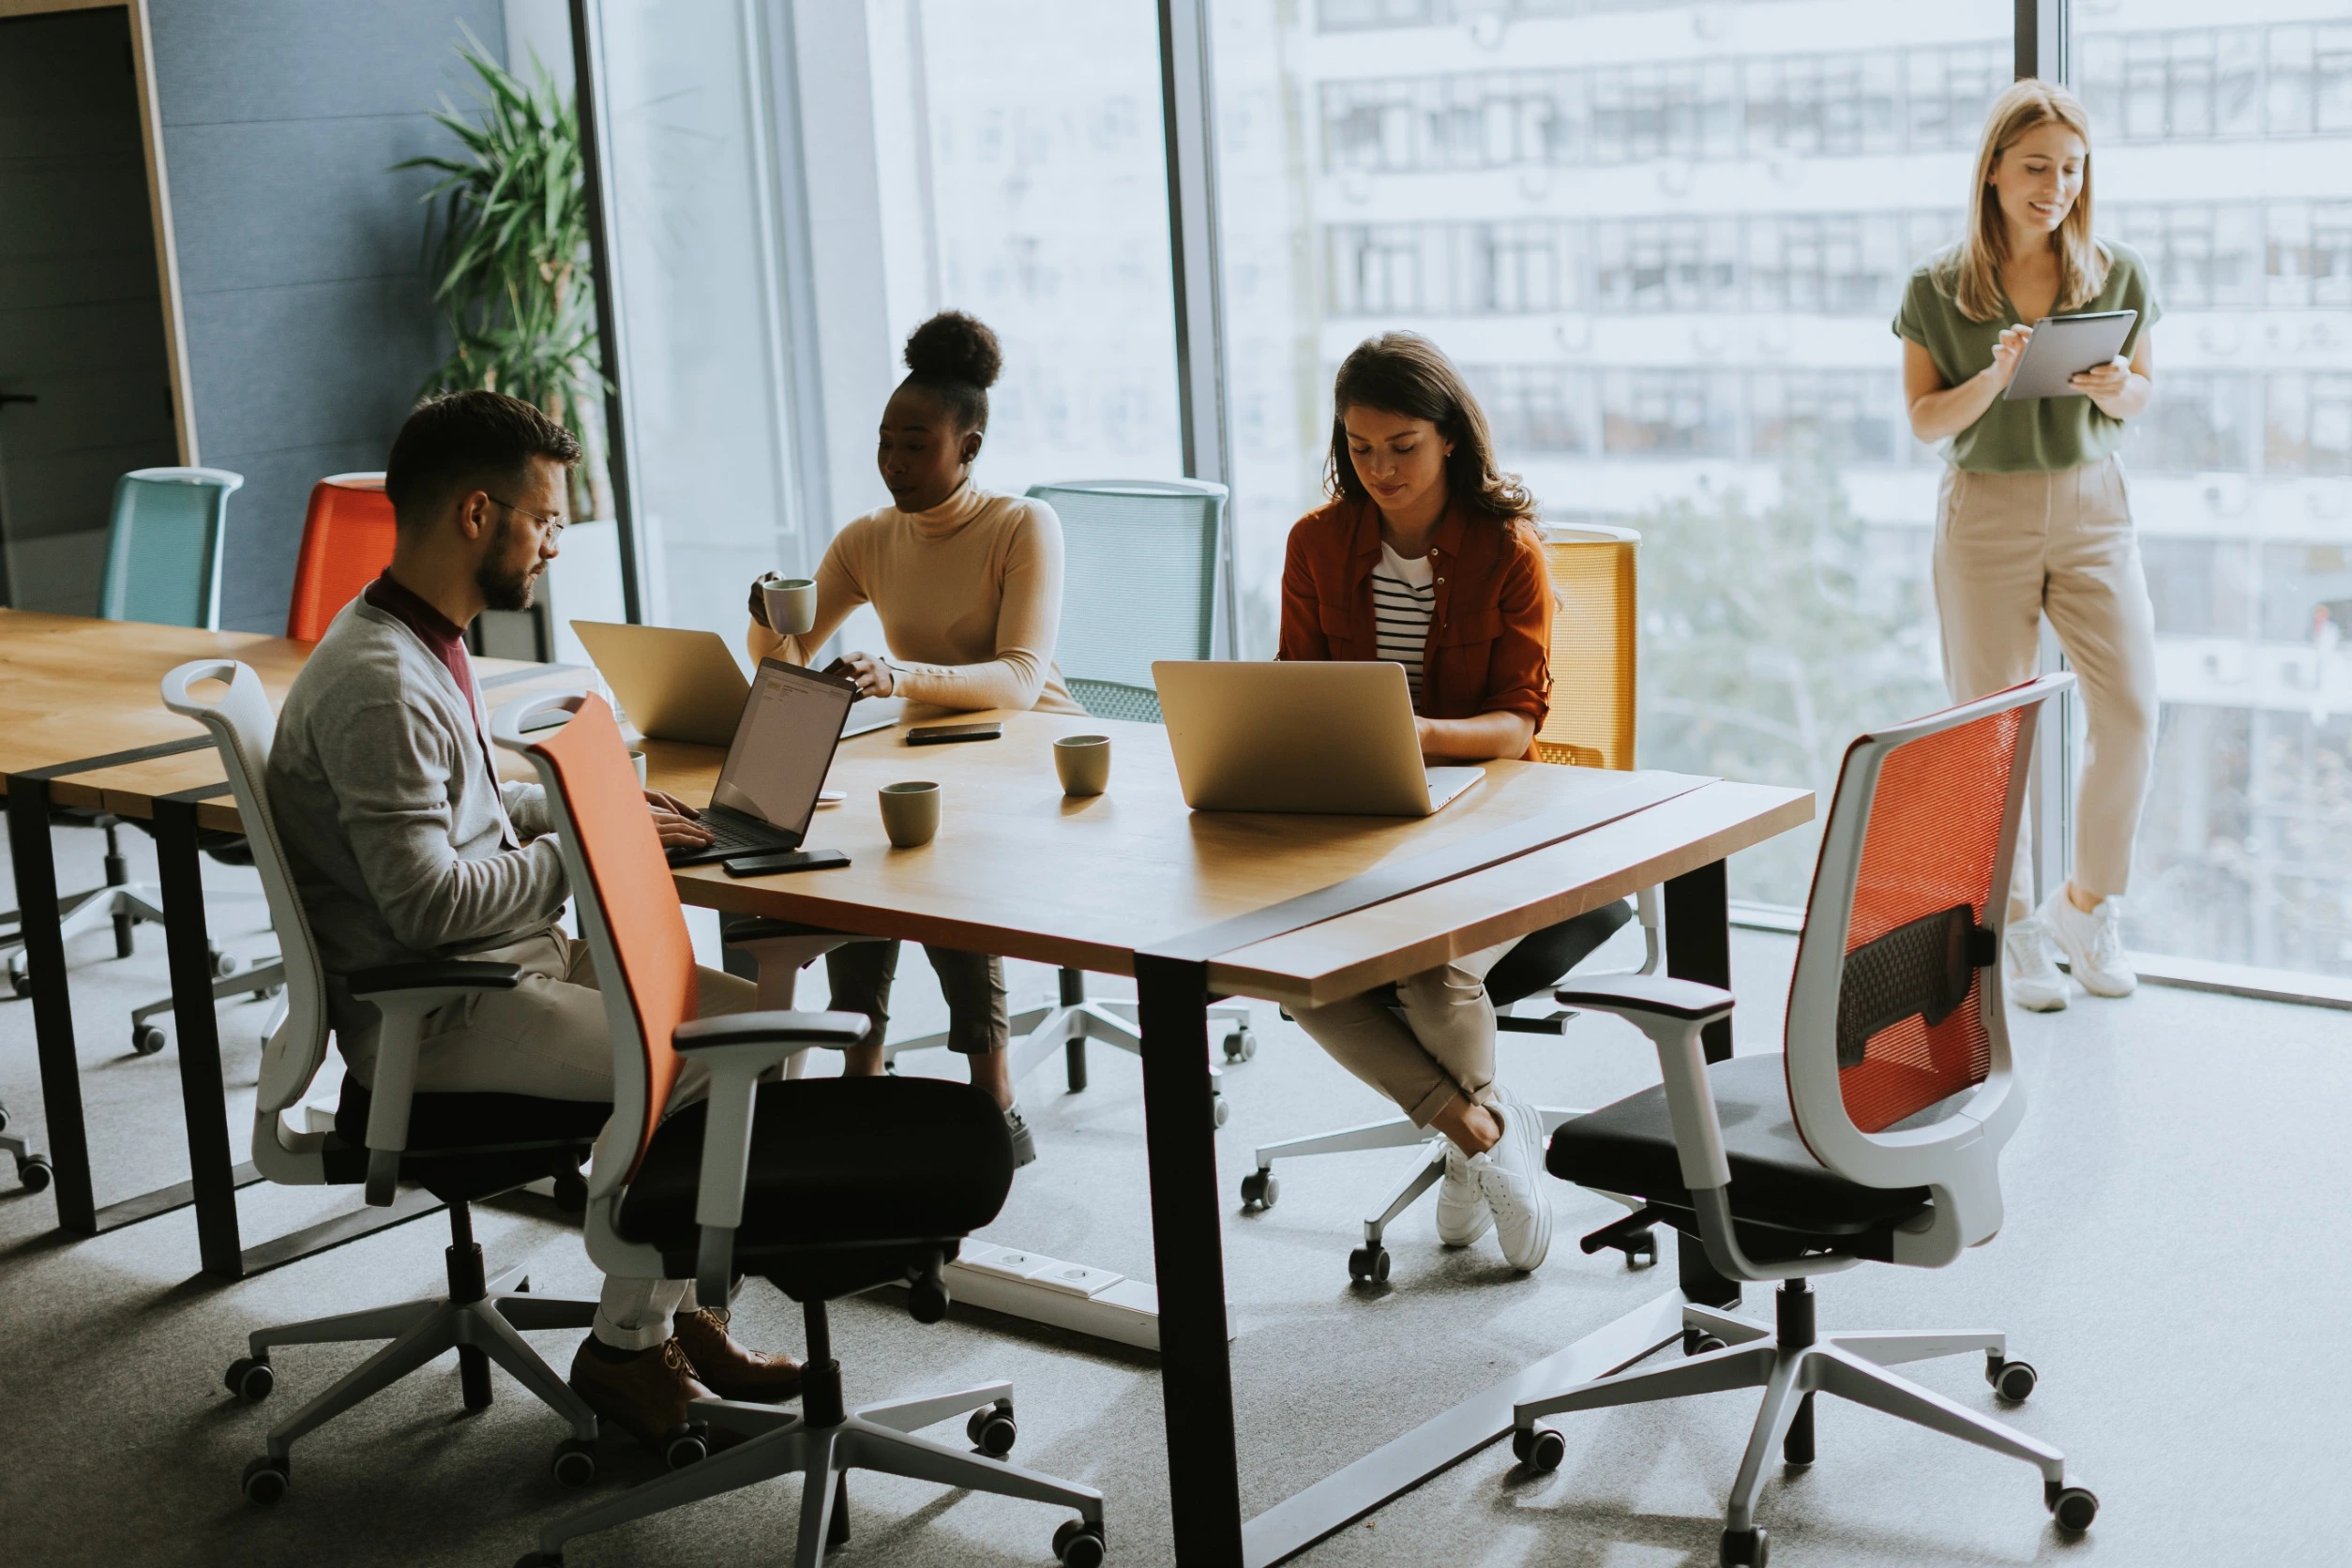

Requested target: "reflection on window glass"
[
  {"left": 1213, "top": 0, "right": 2006, "bottom": 901},
  {"left": 861, "top": 0, "right": 1182, "bottom": 498},
  {"left": 2085, "top": 0, "right": 2352, "bottom": 976}
]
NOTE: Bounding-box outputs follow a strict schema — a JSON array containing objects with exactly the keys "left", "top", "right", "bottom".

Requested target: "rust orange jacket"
[{"left": 1277, "top": 494, "right": 1553, "bottom": 754}]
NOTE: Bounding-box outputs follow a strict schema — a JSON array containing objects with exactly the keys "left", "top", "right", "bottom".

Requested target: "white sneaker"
[
  {"left": 2039, "top": 888, "right": 2136, "bottom": 998},
  {"left": 1434, "top": 1139, "right": 1493, "bottom": 1247},
  {"left": 2003, "top": 918, "right": 2069, "bottom": 1012},
  {"left": 1476, "top": 1087, "right": 1552, "bottom": 1273}
]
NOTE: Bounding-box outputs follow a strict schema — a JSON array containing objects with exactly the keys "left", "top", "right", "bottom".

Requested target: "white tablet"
[{"left": 2001, "top": 309, "right": 2138, "bottom": 401}]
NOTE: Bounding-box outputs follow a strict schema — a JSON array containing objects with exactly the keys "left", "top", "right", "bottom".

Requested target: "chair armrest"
[
  {"left": 673, "top": 1009, "right": 868, "bottom": 1305},
  {"left": 348, "top": 965, "right": 526, "bottom": 1206},
  {"left": 349, "top": 961, "right": 523, "bottom": 995},
  {"left": 1553, "top": 973, "right": 1734, "bottom": 1019}
]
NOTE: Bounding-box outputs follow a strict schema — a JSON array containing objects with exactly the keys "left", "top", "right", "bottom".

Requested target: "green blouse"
[{"left": 1892, "top": 239, "right": 2161, "bottom": 475}]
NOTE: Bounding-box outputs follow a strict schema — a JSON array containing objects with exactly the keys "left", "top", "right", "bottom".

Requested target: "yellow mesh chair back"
[{"left": 1535, "top": 524, "right": 1638, "bottom": 771}]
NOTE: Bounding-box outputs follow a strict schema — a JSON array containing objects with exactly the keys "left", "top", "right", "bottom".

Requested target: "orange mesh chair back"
[
  {"left": 1535, "top": 525, "right": 1637, "bottom": 770},
  {"left": 286, "top": 473, "right": 397, "bottom": 641},
  {"left": 524, "top": 696, "right": 700, "bottom": 1180}
]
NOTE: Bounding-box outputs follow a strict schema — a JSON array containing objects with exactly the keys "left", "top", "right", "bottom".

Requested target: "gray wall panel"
[{"left": 149, "top": 0, "right": 506, "bottom": 630}]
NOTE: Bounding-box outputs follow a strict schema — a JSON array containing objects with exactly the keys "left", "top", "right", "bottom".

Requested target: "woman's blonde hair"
[{"left": 1946, "top": 78, "right": 2108, "bottom": 324}]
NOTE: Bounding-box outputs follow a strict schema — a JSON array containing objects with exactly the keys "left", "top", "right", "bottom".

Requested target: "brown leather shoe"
[
  {"left": 568, "top": 1337, "right": 731, "bottom": 1465},
  {"left": 673, "top": 1306, "right": 805, "bottom": 1403}
]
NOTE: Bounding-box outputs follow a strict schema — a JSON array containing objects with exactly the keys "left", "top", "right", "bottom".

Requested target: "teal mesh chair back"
[
  {"left": 1027, "top": 477, "right": 1226, "bottom": 726},
  {"left": 98, "top": 466, "right": 243, "bottom": 628}
]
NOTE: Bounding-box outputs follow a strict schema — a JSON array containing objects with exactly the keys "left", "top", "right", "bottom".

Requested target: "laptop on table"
[
  {"left": 1151, "top": 660, "right": 1485, "bottom": 817},
  {"left": 667, "top": 657, "right": 856, "bottom": 867},
  {"left": 572, "top": 618, "right": 905, "bottom": 745}
]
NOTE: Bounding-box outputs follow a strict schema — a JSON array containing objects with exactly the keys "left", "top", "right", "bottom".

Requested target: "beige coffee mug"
[
  {"left": 879, "top": 780, "right": 941, "bottom": 848},
  {"left": 760, "top": 574, "right": 817, "bottom": 637},
  {"left": 627, "top": 749, "right": 649, "bottom": 787},
  {"left": 1053, "top": 733, "right": 1111, "bottom": 796}
]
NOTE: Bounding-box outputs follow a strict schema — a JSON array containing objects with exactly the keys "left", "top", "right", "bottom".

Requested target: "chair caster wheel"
[
  {"left": 241, "top": 1455, "right": 290, "bottom": 1505},
  {"left": 10, "top": 961, "right": 33, "bottom": 999},
  {"left": 1624, "top": 1229, "right": 1656, "bottom": 1268},
  {"left": 550, "top": 1173, "right": 587, "bottom": 1215},
  {"left": 662, "top": 1426, "right": 708, "bottom": 1470},
  {"left": 1347, "top": 1244, "right": 1390, "bottom": 1285},
  {"left": 1210, "top": 1093, "right": 1230, "bottom": 1130},
  {"left": 1222, "top": 1029, "right": 1257, "bottom": 1063},
  {"left": 1239, "top": 1170, "right": 1278, "bottom": 1210},
  {"left": 2046, "top": 1480, "right": 2098, "bottom": 1531},
  {"left": 515, "top": 1554, "right": 564, "bottom": 1568},
  {"left": 1719, "top": 1525, "right": 1767, "bottom": 1566},
  {"left": 212, "top": 949, "right": 240, "bottom": 979},
  {"left": 967, "top": 1400, "right": 1018, "bottom": 1456},
  {"left": 0, "top": 1102, "right": 10, "bottom": 1133},
  {"left": 133, "top": 1023, "right": 168, "bottom": 1055},
  {"left": 1987, "top": 1356, "right": 2037, "bottom": 1402},
  {"left": 225, "top": 1355, "right": 274, "bottom": 1403},
  {"left": 550, "top": 1437, "right": 597, "bottom": 1488},
  {"left": 17, "top": 1154, "right": 51, "bottom": 1193},
  {"left": 1054, "top": 1517, "right": 1108, "bottom": 1567},
  {"left": 1510, "top": 1425, "right": 1564, "bottom": 1472},
  {"left": 1688, "top": 1332, "right": 1727, "bottom": 1355}
]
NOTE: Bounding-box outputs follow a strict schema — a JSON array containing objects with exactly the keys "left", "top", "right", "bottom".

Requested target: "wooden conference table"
[
  {"left": 0, "top": 610, "right": 583, "bottom": 1276},
  {"left": 635, "top": 703, "right": 1812, "bottom": 1568}
]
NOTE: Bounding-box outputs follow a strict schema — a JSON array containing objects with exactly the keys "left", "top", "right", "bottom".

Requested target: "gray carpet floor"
[{"left": 0, "top": 822, "right": 2337, "bottom": 1567}]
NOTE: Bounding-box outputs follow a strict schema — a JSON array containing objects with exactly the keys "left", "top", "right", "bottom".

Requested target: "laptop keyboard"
[{"left": 670, "top": 807, "right": 791, "bottom": 863}]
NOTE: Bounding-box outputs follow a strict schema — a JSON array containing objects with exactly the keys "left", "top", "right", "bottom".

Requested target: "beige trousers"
[
  {"left": 1932, "top": 456, "right": 2158, "bottom": 921},
  {"left": 1289, "top": 940, "right": 1514, "bottom": 1125},
  {"left": 347, "top": 927, "right": 758, "bottom": 1351}
]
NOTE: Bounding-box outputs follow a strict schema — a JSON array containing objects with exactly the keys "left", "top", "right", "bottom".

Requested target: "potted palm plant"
[{"left": 400, "top": 36, "right": 611, "bottom": 522}]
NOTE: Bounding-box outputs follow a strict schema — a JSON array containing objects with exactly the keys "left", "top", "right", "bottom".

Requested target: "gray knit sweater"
[{"left": 269, "top": 599, "right": 567, "bottom": 1004}]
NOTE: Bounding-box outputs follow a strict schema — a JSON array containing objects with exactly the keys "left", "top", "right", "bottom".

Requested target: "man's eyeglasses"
[{"left": 487, "top": 495, "right": 565, "bottom": 538}]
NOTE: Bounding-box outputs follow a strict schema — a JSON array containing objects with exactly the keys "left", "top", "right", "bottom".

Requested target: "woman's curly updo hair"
[
  {"left": 899, "top": 310, "right": 1003, "bottom": 433},
  {"left": 1326, "top": 332, "right": 1534, "bottom": 528}
]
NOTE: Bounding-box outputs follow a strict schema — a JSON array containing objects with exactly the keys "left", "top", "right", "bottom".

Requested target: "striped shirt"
[{"left": 1372, "top": 542, "right": 1436, "bottom": 706}]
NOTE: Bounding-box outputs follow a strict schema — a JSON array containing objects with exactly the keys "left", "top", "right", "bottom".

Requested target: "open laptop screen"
[{"left": 710, "top": 658, "right": 854, "bottom": 837}]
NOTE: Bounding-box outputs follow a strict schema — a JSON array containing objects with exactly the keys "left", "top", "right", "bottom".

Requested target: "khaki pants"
[
  {"left": 1290, "top": 940, "right": 1514, "bottom": 1125},
  {"left": 339, "top": 927, "right": 759, "bottom": 1351},
  {"left": 1933, "top": 456, "right": 2158, "bottom": 920}
]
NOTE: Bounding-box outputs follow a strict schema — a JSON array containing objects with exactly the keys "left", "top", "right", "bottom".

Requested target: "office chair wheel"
[
  {"left": 1222, "top": 1028, "right": 1257, "bottom": 1063},
  {"left": 1986, "top": 1356, "right": 2037, "bottom": 1402},
  {"left": 133, "top": 1023, "right": 168, "bottom": 1056},
  {"left": 1347, "top": 1244, "right": 1390, "bottom": 1286},
  {"left": 9, "top": 959, "right": 31, "bottom": 998},
  {"left": 211, "top": 947, "right": 239, "bottom": 979},
  {"left": 550, "top": 1171, "right": 588, "bottom": 1215},
  {"left": 2046, "top": 1480, "right": 2098, "bottom": 1530},
  {"left": 514, "top": 1554, "right": 564, "bottom": 1568},
  {"left": 224, "top": 1356, "right": 274, "bottom": 1404},
  {"left": 16, "top": 1154, "right": 52, "bottom": 1193},
  {"left": 1053, "top": 1517, "right": 1108, "bottom": 1567},
  {"left": 241, "top": 1455, "right": 290, "bottom": 1505},
  {"left": 1719, "top": 1525, "right": 1768, "bottom": 1566},
  {"left": 550, "top": 1437, "right": 598, "bottom": 1488},
  {"left": 1511, "top": 1425, "right": 1565, "bottom": 1472},
  {"left": 967, "top": 1400, "right": 1018, "bottom": 1456},
  {"left": 252, "top": 983, "right": 281, "bottom": 1002},
  {"left": 0, "top": 1102, "right": 10, "bottom": 1133},
  {"left": 662, "top": 1425, "right": 708, "bottom": 1470},
  {"left": 1623, "top": 1228, "right": 1657, "bottom": 1268},
  {"left": 1238, "top": 1170, "right": 1278, "bottom": 1211},
  {"left": 1211, "top": 1093, "right": 1230, "bottom": 1130},
  {"left": 1688, "top": 1332, "right": 1728, "bottom": 1356}
]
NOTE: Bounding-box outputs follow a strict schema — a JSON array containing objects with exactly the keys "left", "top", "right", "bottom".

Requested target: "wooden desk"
[
  {"left": 640, "top": 706, "right": 1811, "bottom": 1568},
  {"left": 0, "top": 610, "right": 582, "bottom": 1275}
]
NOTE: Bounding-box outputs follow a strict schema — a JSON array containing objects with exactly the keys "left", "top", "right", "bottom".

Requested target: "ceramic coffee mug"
[
  {"left": 759, "top": 574, "right": 818, "bottom": 637},
  {"left": 1053, "top": 733, "right": 1111, "bottom": 796},
  {"left": 878, "top": 780, "right": 941, "bottom": 848},
  {"left": 627, "top": 749, "right": 648, "bottom": 787}
]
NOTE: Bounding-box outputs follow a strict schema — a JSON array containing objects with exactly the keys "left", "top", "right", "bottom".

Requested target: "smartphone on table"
[{"left": 905, "top": 721, "right": 1003, "bottom": 746}]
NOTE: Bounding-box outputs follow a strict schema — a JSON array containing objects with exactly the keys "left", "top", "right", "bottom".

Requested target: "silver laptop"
[
  {"left": 571, "top": 622, "right": 752, "bottom": 746},
  {"left": 668, "top": 658, "right": 854, "bottom": 867},
  {"left": 1152, "top": 660, "right": 1485, "bottom": 817}
]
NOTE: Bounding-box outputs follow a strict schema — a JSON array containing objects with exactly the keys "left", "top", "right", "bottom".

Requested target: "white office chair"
[{"left": 160, "top": 659, "right": 608, "bottom": 1504}]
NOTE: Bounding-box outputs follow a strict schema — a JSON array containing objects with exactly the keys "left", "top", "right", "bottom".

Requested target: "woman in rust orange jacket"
[{"left": 1277, "top": 333, "right": 1629, "bottom": 1275}]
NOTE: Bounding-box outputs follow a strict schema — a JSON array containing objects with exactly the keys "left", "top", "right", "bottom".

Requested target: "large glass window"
[
  {"left": 2090, "top": 1, "right": 2352, "bottom": 977},
  {"left": 1211, "top": 0, "right": 2007, "bottom": 902}
]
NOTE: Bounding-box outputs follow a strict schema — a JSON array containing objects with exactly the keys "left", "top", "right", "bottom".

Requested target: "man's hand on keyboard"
[{"left": 645, "top": 789, "right": 713, "bottom": 850}]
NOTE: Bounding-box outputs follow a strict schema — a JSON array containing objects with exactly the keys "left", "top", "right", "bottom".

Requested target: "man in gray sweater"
[{"left": 270, "top": 391, "right": 800, "bottom": 1454}]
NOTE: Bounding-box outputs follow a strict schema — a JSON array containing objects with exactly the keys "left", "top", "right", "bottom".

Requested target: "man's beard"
[{"left": 475, "top": 517, "right": 538, "bottom": 611}]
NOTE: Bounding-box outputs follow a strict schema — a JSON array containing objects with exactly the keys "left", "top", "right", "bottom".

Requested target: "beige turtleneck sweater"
[{"left": 746, "top": 483, "right": 1082, "bottom": 715}]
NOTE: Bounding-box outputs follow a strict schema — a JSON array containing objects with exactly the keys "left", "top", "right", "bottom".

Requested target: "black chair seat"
[
  {"left": 617, "top": 1076, "right": 1012, "bottom": 1254},
  {"left": 1549, "top": 1053, "right": 1931, "bottom": 1234},
  {"left": 326, "top": 1081, "right": 609, "bottom": 1198}
]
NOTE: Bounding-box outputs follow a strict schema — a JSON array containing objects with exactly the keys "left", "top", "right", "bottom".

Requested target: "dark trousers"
[{"left": 826, "top": 940, "right": 1009, "bottom": 1056}]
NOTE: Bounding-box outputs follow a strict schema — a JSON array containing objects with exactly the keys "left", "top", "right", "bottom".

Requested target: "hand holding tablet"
[{"left": 1998, "top": 309, "right": 2137, "bottom": 401}]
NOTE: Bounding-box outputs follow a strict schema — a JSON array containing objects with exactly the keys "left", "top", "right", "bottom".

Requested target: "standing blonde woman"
[{"left": 1897, "top": 79, "right": 2160, "bottom": 1012}]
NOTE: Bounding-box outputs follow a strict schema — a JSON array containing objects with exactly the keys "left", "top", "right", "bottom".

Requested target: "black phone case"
[
  {"left": 906, "top": 725, "right": 1002, "bottom": 746},
  {"left": 723, "top": 848, "right": 851, "bottom": 877}
]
